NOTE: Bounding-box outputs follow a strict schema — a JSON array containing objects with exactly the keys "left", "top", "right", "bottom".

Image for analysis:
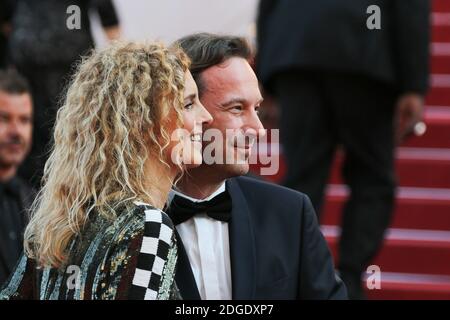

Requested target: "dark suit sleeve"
[
  {"left": 256, "top": 0, "right": 275, "bottom": 43},
  {"left": 298, "top": 194, "right": 348, "bottom": 299},
  {"left": 392, "top": 0, "right": 430, "bottom": 94},
  {"left": 0, "top": 0, "right": 14, "bottom": 23},
  {"left": 91, "top": 0, "right": 120, "bottom": 28}
]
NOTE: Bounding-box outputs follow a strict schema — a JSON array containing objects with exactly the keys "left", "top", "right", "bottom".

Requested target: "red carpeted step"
[
  {"left": 432, "top": 17, "right": 450, "bottom": 42},
  {"left": 329, "top": 148, "right": 450, "bottom": 189},
  {"left": 431, "top": 73, "right": 450, "bottom": 87},
  {"left": 431, "top": 55, "right": 450, "bottom": 74},
  {"left": 426, "top": 87, "right": 450, "bottom": 106},
  {"left": 432, "top": 31, "right": 450, "bottom": 44},
  {"left": 426, "top": 74, "right": 450, "bottom": 106},
  {"left": 433, "top": 0, "right": 450, "bottom": 12},
  {"left": 394, "top": 148, "right": 450, "bottom": 188},
  {"left": 322, "top": 184, "right": 450, "bottom": 231},
  {"left": 402, "top": 106, "right": 450, "bottom": 149},
  {"left": 432, "top": 41, "right": 450, "bottom": 54},
  {"left": 431, "top": 42, "right": 450, "bottom": 74},
  {"left": 322, "top": 225, "right": 450, "bottom": 276},
  {"left": 364, "top": 272, "right": 450, "bottom": 300}
]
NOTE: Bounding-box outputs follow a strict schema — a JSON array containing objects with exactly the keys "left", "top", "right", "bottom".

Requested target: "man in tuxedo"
[
  {"left": 167, "top": 33, "right": 347, "bottom": 299},
  {"left": 256, "top": 0, "right": 430, "bottom": 299}
]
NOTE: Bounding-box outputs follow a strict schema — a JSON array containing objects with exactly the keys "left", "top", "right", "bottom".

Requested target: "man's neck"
[
  {"left": 0, "top": 165, "right": 17, "bottom": 183},
  {"left": 177, "top": 166, "right": 227, "bottom": 200}
]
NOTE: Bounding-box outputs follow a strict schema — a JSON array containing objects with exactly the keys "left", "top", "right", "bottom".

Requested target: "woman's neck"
[
  {"left": 176, "top": 165, "right": 227, "bottom": 200},
  {"left": 142, "top": 158, "right": 177, "bottom": 209}
]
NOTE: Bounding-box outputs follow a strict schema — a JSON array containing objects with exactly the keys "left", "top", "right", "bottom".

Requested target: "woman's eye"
[{"left": 184, "top": 102, "right": 194, "bottom": 110}]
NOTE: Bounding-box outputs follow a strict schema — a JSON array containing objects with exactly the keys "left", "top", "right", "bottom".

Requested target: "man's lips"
[
  {"left": 235, "top": 146, "right": 252, "bottom": 150},
  {"left": 233, "top": 142, "right": 255, "bottom": 150},
  {"left": 232, "top": 138, "right": 255, "bottom": 149},
  {"left": 1, "top": 143, "right": 24, "bottom": 151}
]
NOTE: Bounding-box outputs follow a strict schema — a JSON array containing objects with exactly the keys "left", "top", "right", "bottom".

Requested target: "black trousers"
[{"left": 273, "top": 71, "right": 397, "bottom": 281}]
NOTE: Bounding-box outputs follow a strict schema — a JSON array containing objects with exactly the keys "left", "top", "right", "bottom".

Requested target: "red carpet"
[{"left": 251, "top": 0, "right": 450, "bottom": 299}]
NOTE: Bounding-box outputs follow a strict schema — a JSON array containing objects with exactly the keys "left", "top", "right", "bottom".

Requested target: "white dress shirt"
[{"left": 169, "top": 183, "right": 232, "bottom": 300}]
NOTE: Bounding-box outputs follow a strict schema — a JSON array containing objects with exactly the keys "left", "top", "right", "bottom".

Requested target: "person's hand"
[
  {"left": 395, "top": 92, "right": 425, "bottom": 144},
  {"left": 104, "top": 26, "right": 121, "bottom": 41}
]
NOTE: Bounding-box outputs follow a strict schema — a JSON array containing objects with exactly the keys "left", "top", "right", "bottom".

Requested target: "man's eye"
[
  {"left": 21, "top": 117, "right": 32, "bottom": 124},
  {"left": 231, "top": 105, "right": 243, "bottom": 112}
]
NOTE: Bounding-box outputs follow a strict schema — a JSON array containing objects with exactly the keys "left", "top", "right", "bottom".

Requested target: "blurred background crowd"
[{"left": 1, "top": 0, "right": 449, "bottom": 299}]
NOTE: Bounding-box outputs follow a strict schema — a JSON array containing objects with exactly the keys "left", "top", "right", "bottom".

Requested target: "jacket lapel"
[
  {"left": 174, "top": 229, "right": 201, "bottom": 300},
  {"left": 227, "top": 178, "right": 257, "bottom": 299}
]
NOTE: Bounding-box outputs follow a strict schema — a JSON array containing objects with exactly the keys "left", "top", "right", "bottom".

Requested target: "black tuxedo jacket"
[
  {"left": 175, "top": 176, "right": 347, "bottom": 299},
  {"left": 256, "top": 0, "right": 430, "bottom": 95}
]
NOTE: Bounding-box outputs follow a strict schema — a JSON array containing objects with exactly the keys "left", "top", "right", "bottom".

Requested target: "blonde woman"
[{"left": 0, "top": 41, "right": 212, "bottom": 299}]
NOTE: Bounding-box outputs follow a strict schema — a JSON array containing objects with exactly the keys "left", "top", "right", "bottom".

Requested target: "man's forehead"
[
  {"left": 0, "top": 92, "right": 32, "bottom": 112},
  {"left": 201, "top": 58, "right": 261, "bottom": 101},
  {"left": 203, "top": 57, "right": 256, "bottom": 84},
  {"left": 203, "top": 80, "right": 262, "bottom": 106}
]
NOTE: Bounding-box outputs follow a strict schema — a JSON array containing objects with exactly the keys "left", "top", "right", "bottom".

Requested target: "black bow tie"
[{"left": 166, "top": 191, "right": 232, "bottom": 225}]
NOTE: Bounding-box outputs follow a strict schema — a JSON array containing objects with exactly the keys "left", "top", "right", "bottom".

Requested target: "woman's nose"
[{"left": 198, "top": 103, "right": 213, "bottom": 125}]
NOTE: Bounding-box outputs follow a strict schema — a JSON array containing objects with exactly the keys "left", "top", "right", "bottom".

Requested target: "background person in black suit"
[
  {"left": 2, "top": 0, "right": 121, "bottom": 188},
  {"left": 0, "top": 69, "right": 34, "bottom": 286},
  {"left": 256, "top": 0, "right": 430, "bottom": 299},
  {"left": 0, "top": 0, "right": 12, "bottom": 68},
  {"left": 168, "top": 33, "right": 347, "bottom": 299}
]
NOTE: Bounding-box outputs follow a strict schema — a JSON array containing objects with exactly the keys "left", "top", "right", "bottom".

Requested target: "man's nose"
[
  {"left": 246, "top": 110, "right": 266, "bottom": 138},
  {"left": 7, "top": 120, "right": 21, "bottom": 135}
]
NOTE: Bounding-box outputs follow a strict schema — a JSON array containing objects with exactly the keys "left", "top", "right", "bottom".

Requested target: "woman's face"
[{"left": 171, "top": 71, "right": 212, "bottom": 168}]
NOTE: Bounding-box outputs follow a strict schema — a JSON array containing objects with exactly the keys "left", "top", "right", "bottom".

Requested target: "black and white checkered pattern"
[{"left": 130, "top": 202, "right": 175, "bottom": 300}]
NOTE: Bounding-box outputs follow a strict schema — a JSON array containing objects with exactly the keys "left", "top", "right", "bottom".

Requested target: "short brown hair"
[
  {"left": 0, "top": 68, "right": 30, "bottom": 94},
  {"left": 175, "top": 33, "right": 252, "bottom": 95}
]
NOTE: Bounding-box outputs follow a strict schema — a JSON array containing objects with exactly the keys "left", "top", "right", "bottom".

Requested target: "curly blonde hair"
[{"left": 24, "top": 41, "right": 190, "bottom": 268}]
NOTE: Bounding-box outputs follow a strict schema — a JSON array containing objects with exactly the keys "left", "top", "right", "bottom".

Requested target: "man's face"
[
  {"left": 0, "top": 91, "right": 33, "bottom": 169},
  {"left": 199, "top": 57, "right": 265, "bottom": 177}
]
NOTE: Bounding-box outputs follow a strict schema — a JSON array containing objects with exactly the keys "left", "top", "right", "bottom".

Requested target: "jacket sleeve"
[
  {"left": 298, "top": 194, "right": 348, "bottom": 299},
  {"left": 91, "top": 0, "right": 120, "bottom": 28},
  {"left": 392, "top": 0, "right": 431, "bottom": 94},
  {"left": 256, "top": 0, "right": 276, "bottom": 46},
  {"left": 0, "top": 0, "right": 14, "bottom": 23},
  {"left": 0, "top": 254, "right": 36, "bottom": 300},
  {"left": 96, "top": 207, "right": 179, "bottom": 300},
  {"left": 256, "top": 0, "right": 277, "bottom": 62}
]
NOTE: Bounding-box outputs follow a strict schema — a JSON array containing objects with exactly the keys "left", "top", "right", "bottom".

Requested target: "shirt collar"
[{"left": 169, "top": 181, "right": 226, "bottom": 203}]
